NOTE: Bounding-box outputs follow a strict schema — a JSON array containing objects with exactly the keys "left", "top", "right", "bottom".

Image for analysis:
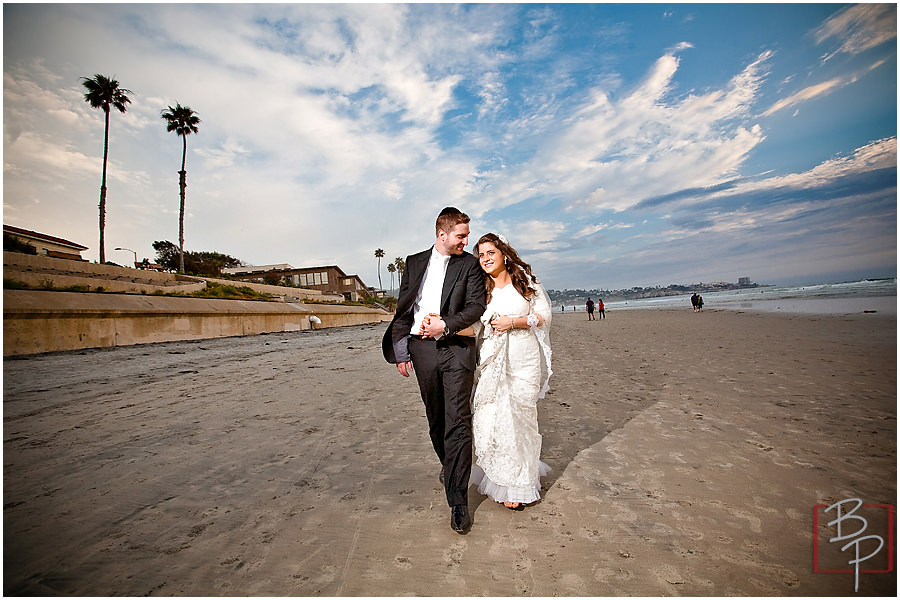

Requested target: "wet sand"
[{"left": 4, "top": 308, "right": 896, "bottom": 596}]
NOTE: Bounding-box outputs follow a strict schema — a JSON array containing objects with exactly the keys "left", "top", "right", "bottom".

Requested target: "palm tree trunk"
[
  {"left": 99, "top": 108, "right": 110, "bottom": 263},
  {"left": 178, "top": 134, "right": 187, "bottom": 273}
]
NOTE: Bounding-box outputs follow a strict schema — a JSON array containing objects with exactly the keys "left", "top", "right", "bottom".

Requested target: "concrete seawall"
[{"left": 3, "top": 290, "right": 390, "bottom": 356}]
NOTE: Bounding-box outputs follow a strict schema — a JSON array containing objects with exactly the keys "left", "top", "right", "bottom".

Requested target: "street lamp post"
[{"left": 114, "top": 247, "right": 137, "bottom": 266}]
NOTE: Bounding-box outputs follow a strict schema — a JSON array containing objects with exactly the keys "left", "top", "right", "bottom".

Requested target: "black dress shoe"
[{"left": 450, "top": 505, "right": 471, "bottom": 533}]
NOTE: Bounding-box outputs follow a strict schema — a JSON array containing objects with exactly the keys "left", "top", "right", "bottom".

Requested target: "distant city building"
[
  {"left": 3, "top": 224, "right": 88, "bottom": 261},
  {"left": 738, "top": 277, "right": 752, "bottom": 286},
  {"left": 223, "top": 263, "right": 373, "bottom": 302}
]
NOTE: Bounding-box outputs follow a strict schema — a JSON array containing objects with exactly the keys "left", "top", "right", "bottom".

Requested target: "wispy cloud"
[
  {"left": 814, "top": 3, "right": 897, "bottom": 61},
  {"left": 477, "top": 48, "right": 772, "bottom": 215},
  {"left": 639, "top": 137, "right": 896, "bottom": 209},
  {"left": 574, "top": 221, "right": 634, "bottom": 238},
  {"left": 762, "top": 77, "right": 845, "bottom": 117},
  {"left": 733, "top": 137, "right": 896, "bottom": 193},
  {"left": 762, "top": 53, "right": 891, "bottom": 117}
]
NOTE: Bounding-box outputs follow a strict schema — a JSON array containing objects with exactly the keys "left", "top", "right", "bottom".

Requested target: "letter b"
[{"left": 824, "top": 498, "right": 867, "bottom": 542}]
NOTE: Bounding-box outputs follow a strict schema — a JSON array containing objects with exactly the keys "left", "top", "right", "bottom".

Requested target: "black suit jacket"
[{"left": 382, "top": 247, "right": 487, "bottom": 371}]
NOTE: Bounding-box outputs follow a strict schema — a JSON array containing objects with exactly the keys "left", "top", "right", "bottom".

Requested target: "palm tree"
[
  {"left": 374, "top": 248, "right": 385, "bottom": 290},
  {"left": 81, "top": 74, "right": 132, "bottom": 264},
  {"left": 394, "top": 257, "right": 405, "bottom": 282},
  {"left": 161, "top": 103, "right": 200, "bottom": 273},
  {"left": 387, "top": 262, "right": 396, "bottom": 294}
]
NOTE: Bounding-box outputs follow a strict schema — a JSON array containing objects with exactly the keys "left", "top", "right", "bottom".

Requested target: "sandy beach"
[{"left": 4, "top": 308, "right": 896, "bottom": 596}]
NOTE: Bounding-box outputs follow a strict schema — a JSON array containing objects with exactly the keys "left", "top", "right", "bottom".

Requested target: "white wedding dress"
[{"left": 470, "top": 280, "right": 553, "bottom": 505}]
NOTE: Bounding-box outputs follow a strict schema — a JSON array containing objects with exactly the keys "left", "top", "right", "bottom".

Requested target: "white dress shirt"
[{"left": 410, "top": 247, "right": 451, "bottom": 335}]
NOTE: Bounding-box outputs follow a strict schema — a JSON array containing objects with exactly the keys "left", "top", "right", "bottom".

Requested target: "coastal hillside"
[{"left": 548, "top": 280, "right": 763, "bottom": 305}]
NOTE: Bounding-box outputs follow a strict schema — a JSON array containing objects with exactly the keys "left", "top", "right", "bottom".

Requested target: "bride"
[{"left": 469, "top": 233, "right": 552, "bottom": 509}]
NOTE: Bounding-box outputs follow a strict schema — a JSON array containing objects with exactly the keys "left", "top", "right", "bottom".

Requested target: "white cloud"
[
  {"left": 574, "top": 221, "right": 633, "bottom": 238},
  {"left": 721, "top": 137, "right": 896, "bottom": 197},
  {"left": 814, "top": 3, "right": 897, "bottom": 61},
  {"left": 485, "top": 219, "right": 567, "bottom": 254},
  {"left": 381, "top": 178, "right": 406, "bottom": 201},
  {"left": 195, "top": 138, "right": 250, "bottom": 169},
  {"left": 648, "top": 138, "right": 897, "bottom": 260},
  {"left": 5, "top": 130, "right": 96, "bottom": 176},
  {"left": 763, "top": 71, "right": 860, "bottom": 118},
  {"left": 669, "top": 41, "right": 694, "bottom": 53},
  {"left": 476, "top": 48, "right": 772, "bottom": 214},
  {"left": 477, "top": 71, "right": 508, "bottom": 117}
]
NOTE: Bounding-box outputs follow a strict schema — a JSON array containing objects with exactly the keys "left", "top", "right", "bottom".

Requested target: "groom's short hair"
[{"left": 436, "top": 207, "right": 470, "bottom": 234}]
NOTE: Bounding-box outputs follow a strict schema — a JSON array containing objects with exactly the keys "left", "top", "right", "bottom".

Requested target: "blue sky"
[{"left": 3, "top": 3, "right": 896, "bottom": 291}]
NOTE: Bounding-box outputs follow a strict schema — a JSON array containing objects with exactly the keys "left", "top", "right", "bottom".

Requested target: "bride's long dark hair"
[{"left": 475, "top": 233, "right": 539, "bottom": 303}]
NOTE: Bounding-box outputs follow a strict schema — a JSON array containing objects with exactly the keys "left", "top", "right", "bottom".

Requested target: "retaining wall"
[
  {"left": 4, "top": 251, "right": 187, "bottom": 283},
  {"left": 3, "top": 290, "right": 390, "bottom": 356},
  {"left": 3, "top": 252, "right": 341, "bottom": 302},
  {"left": 4, "top": 271, "right": 209, "bottom": 296},
  {"left": 199, "top": 276, "right": 344, "bottom": 302}
]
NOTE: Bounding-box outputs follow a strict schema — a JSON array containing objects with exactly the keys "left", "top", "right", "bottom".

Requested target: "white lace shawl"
[{"left": 530, "top": 281, "right": 553, "bottom": 399}]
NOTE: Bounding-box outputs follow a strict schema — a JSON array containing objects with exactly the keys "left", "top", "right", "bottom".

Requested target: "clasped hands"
[
  {"left": 398, "top": 313, "right": 524, "bottom": 376},
  {"left": 419, "top": 312, "right": 447, "bottom": 338},
  {"left": 397, "top": 313, "right": 446, "bottom": 378},
  {"left": 489, "top": 315, "right": 515, "bottom": 334}
]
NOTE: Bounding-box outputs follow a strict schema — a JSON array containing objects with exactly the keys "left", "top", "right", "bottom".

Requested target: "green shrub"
[
  {"left": 3, "top": 278, "right": 29, "bottom": 289},
  {"left": 187, "top": 282, "right": 275, "bottom": 301},
  {"left": 3, "top": 233, "right": 37, "bottom": 255}
]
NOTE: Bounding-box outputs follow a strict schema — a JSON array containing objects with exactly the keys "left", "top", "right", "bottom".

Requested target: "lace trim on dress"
[
  {"left": 470, "top": 462, "right": 551, "bottom": 505},
  {"left": 529, "top": 282, "right": 553, "bottom": 400}
]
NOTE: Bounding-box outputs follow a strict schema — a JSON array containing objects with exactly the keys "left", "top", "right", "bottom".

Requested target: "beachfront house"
[
  {"left": 223, "top": 263, "right": 374, "bottom": 302},
  {"left": 3, "top": 224, "right": 88, "bottom": 261}
]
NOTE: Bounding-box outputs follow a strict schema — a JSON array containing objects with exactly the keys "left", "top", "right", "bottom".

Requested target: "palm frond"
[
  {"left": 81, "top": 74, "right": 132, "bottom": 113},
  {"left": 161, "top": 103, "right": 201, "bottom": 137}
]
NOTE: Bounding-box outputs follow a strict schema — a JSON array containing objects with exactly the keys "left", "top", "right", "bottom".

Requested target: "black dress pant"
[{"left": 408, "top": 336, "right": 473, "bottom": 507}]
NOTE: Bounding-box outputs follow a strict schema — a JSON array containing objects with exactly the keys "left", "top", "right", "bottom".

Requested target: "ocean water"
[{"left": 571, "top": 278, "right": 897, "bottom": 315}]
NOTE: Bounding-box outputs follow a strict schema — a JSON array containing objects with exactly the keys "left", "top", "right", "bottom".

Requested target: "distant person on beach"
[
  {"left": 382, "top": 207, "right": 486, "bottom": 534},
  {"left": 470, "top": 233, "right": 552, "bottom": 511},
  {"left": 586, "top": 298, "right": 595, "bottom": 320},
  {"left": 691, "top": 293, "right": 699, "bottom": 312},
  {"left": 597, "top": 298, "right": 605, "bottom": 319},
  {"left": 697, "top": 295, "right": 704, "bottom": 312}
]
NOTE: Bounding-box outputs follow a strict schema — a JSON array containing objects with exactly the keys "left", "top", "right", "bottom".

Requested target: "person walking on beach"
[
  {"left": 382, "top": 207, "right": 486, "bottom": 534},
  {"left": 597, "top": 298, "right": 605, "bottom": 319},
  {"left": 586, "top": 298, "right": 595, "bottom": 320},
  {"left": 697, "top": 294, "right": 704, "bottom": 312},
  {"left": 470, "top": 233, "right": 552, "bottom": 510},
  {"left": 691, "top": 293, "right": 699, "bottom": 312}
]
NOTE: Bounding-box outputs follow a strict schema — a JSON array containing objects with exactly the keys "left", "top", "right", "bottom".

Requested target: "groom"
[{"left": 382, "top": 207, "right": 486, "bottom": 533}]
